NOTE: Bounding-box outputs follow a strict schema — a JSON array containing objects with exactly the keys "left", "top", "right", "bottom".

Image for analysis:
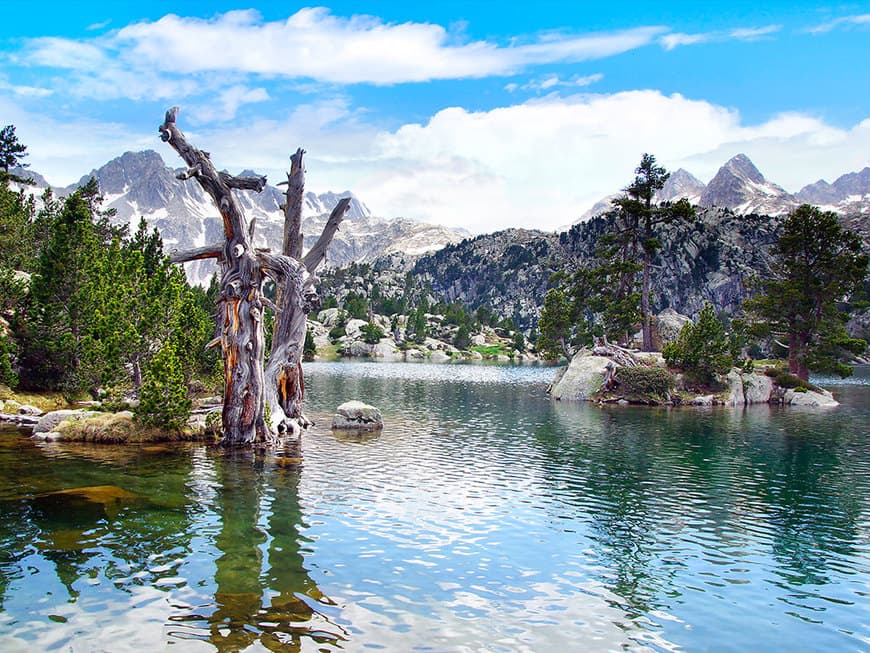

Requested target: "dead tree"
[{"left": 161, "top": 108, "right": 348, "bottom": 446}]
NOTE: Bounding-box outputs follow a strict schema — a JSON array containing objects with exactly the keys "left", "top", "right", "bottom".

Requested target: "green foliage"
[
  {"left": 321, "top": 295, "right": 338, "bottom": 310},
  {"left": 0, "top": 125, "right": 27, "bottom": 175},
  {"left": 512, "top": 330, "right": 526, "bottom": 353},
  {"left": 361, "top": 321, "right": 385, "bottom": 344},
  {"left": 14, "top": 188, "right": 214, "bottom": 398},
  {"left": 343, "top": 291, "right": 369, "bottom": 320},
  {"left": 135, "top": 342, "right": 191, "bottom": 431},
  {"left": 763, "top": 368, "right": 821, "bottom": 393},
  {"left": 407, "top": 297, "right": 429, "bottom": 344},
  {"left": 453, "top": 323, "right": 471, "bottom": 350},
  {"left": 593, "top": 154, "right": 694, "bottom": 348},
  {"left": 303, "top": 328, "right": 317, "bottom": 360},
  {"left": 328, "top": 311, "right": 349, "bottom": 342},
  {"left": 538, "top": 272, "right": 597, "bottom": 360},
  {"left": 0, "top": 181, "right": 36, "bottom": 271},
  {"left": 0, "top": 333, "right": 18, "bottom": 389},
  {"left": 663, "top": 303, "right": 736, "bottom": 384},
  {"left": 616, "top": 365, "right": 674, "bottom": 399},
  {"left": 744, "top": 204, "right": 868, "bottom": 380},
  {"left": 472, "top": 344, "right": 510, "bottom": 357}
]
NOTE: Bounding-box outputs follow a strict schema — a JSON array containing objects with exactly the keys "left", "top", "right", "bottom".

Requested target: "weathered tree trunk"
[
  {"left": 162, "top": 108, "right": 348, "bottom": 446},
  {"left": 263, "top": 197, "right": 351, "bottom": 437},
  {"left": 641, "top": 251, "right": 652, "bottom": 351},
  {"left": 160, "top": 108, "right": 270, "bottom": 446},
  {"left": 789, "top": 331, "right": 809, "bottom": 381}
]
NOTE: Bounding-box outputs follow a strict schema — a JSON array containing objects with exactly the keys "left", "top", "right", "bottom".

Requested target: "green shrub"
[
  {"left": 303, "top": 329, "right": 316, "bottom": 360},
  {"left": 663, "top": 303, "right": 735, "bottom": 384},
  {"left": 0, "top": 334, "right": 18, "bottom": 390},
  {"left": 135, "top": 343, "right": 191, "bottom": 431},
  {"left": 453, "top": 324, "right": 471, "bottom": 350},
  {"left": 360, "top": 322, "right": 385, "bottom": 344},
  {"left": 763, "top": 368, "right": 821, "bottom": 393},
  {"left": 616, "top": 365, "right": 674, "bottom": 398}
]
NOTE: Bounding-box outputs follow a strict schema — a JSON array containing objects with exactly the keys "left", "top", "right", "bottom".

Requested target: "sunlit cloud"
[
  {"left": 660, "top": 24, "right": 780, "bottom": 50},
  {"left": 805, "top": 13, "right": 870, "bottom": 34},
  {"left": 505, "top": 73, "right": 603, "bottom": 93},
  {"left": 21, "top": 8, "right": 664, "bottom": 88}
]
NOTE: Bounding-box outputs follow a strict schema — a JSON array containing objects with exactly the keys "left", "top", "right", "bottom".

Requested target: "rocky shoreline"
[
  {"left": 308, "top": 308, "right": 541, "bottom": 363},
  {"left": 548, "top": 350, "right": 839, "bottom": 407}
]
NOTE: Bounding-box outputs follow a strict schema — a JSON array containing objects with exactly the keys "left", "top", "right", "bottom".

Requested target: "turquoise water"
[{"left": 1, "top": 362, "right": 869, "bottom": 652}]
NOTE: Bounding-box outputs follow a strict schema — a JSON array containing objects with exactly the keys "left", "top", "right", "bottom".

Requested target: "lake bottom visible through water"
[{"left": 1, "top": 361, "right": 869, "bottom": 652}]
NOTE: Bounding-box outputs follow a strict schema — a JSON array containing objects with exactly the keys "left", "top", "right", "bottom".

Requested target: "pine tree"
[
  {"left": 136, "top": 342, "right": 191, "bottom": 431},
  {"left": 22, "top": 191, "right": 105, "bottom": 394},
  {"left": 744, "top": 205, "right": 868, "bottom": 379},
  {"left": 606, "top": 154, "right": 694, "bottom": 349},
  {"left": 303, "top": 328, "right": 316, "bottom": 361},
  {"left": 0, "top": 125, "right": 28, "bottom": 176},
  {"left": 663, "top": 303, "right": 736, "bottom": 384}
]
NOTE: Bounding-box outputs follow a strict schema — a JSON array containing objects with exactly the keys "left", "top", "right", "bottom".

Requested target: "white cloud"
[
  {"left": 354, "top": 92, "right": 868, "bottom": 232},
  {"left": 506, "top": 73, "right": 604, "bottom": 93},
  {"left": 189, "top": 85, "right": 270, "bottom": 123},
  {"left": 0, "top": 96, "right": 154, "bottom": 186},
  {"left": 730, "top": 25, "right": 781, "bottom": 40},
  {"left": 661, "top": 24, "right": 780, "bottom": 50},
  {"left": 806, "top": 13, "right": 870, "bottom": 34},
  {"left": 660, "top": 32, "right": 711, "bottom": 50},
  {"left": 9, "top": 91, "right": 869, "bottom": 235},
  {"left": 22, "top": 8, "right": 664, "bottom": 86},
  {"left": 0, "top": 75, "right": 53, "bottom": 98}
]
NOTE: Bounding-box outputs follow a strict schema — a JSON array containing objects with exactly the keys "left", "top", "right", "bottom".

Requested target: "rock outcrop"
[
  {"left": 331, "top": 401, "right": 384, "bottom": 432},
  {"left": 548, "top": 353, "right": 614, "bottom": 401}
]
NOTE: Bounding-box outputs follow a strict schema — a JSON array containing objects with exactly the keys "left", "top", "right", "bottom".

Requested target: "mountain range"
[
  {"left": 12, "top": 151, "right": 869, "bottom": 296},
  {"left": 580, "top": 153, "right": 870, "bottom": 221},
  {"left": 14, "top": 150, "right": 469, "bottom": 284}
]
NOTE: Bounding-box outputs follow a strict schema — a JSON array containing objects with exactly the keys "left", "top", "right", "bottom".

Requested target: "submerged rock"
[{"left": 331, "top": 401, "right": 384, "bottom": 432}]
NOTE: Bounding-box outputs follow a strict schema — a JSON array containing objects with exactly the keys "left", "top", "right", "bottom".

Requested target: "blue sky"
[{"left": 1, "top": 1, "right": 868, "bottom": 231}]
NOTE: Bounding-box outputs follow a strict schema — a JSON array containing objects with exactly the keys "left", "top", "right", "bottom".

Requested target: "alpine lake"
[{"left": 1, "top": 362, "right": 870, "bottom": 652}]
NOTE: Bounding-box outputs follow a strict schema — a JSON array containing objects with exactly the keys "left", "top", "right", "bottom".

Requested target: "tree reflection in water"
[{"left": 199, "top": 446, "right": 346, "bottom": 652}]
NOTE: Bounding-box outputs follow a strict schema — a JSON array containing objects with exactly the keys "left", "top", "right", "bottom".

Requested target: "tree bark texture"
[
  {"left": 160, "top": 107, "right": 269, "bottom": 446},
  {"left": 161, "top": 108, "right": 349, "bottom": 445},
  {"left": 641, "top": 252, "right": 652, "bottom": 351},
  {"left": 264, "top": 198, "right": 351, "bottom": 437}
]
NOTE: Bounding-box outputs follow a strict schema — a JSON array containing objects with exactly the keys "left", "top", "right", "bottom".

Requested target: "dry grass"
[
  {"left": 0, "top": 386, "right": 69, "bottom": 411},
  {"left": 53, "top": 411, "right": 201, "bottom": 444}
]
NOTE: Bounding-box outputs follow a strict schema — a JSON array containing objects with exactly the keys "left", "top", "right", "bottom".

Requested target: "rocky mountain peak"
[
  {"left": 699, "top": 153, "right": 794, "bottom": 214},
  {"left": 73, "top": 150, "right": 169, "bottom": 196},
  {"left": 657, "top": 168, "right": 706, "bottom": 204},
  {"left": 721, "top": 153, "right": 766, "bottom": 184}
]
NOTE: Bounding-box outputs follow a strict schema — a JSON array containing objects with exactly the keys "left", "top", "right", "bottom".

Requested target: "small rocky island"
[{"left": 549, "top": 349, "right": 838, "bottom": 408}]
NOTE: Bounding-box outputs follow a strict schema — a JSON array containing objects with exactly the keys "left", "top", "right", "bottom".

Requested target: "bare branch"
[
  {"left": 303, "top": 197, "right": 351, "bottom": 272},
  {"left": 220, "top": 171, "right": 267, "bottom": 192},
  {"left": 283, "top": 147, "right": 306, "bottom": 259},
  {"left": 169, "top": 243, "right": 223, "bottom": 264},
  {"left": 159, "top": 106, "right": 247, "bottom": 243}
]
